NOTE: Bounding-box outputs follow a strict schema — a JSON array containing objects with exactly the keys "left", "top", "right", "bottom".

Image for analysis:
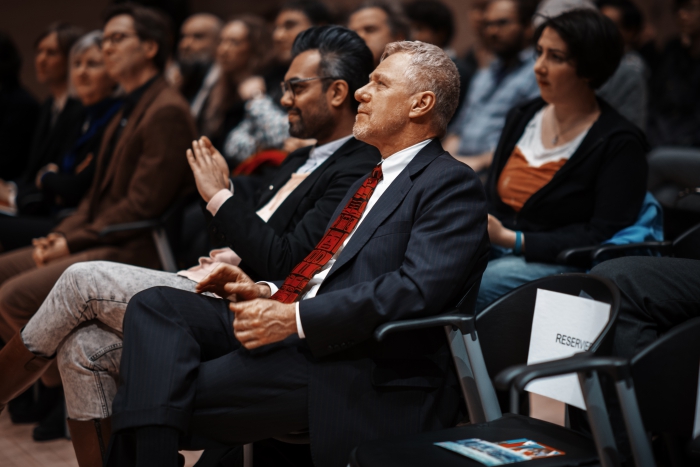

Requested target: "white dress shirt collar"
[
  {"left": 297, "top": 135, "right": 354, "bottom": 174},
  {"left": 379, "top": 139, "right": 432, "bottom": 182}
]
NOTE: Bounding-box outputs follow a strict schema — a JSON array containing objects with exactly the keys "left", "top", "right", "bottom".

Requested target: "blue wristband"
[{"left": 514, "top": 231, "right": 522, "bottom": 256}]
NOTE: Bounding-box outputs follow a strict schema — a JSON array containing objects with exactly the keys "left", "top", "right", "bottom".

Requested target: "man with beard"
[
  {"left": 105, "top": 41, "right": 489, "bottom": 467},
  {"left": 175, "top": 13, "right": 223, "bottom": 123},
  {"left": 0, "top": 26, "right": 378, "bottom": 467},
  {"left": 443, "top": 0, "right": 540, "bottom": 174}
]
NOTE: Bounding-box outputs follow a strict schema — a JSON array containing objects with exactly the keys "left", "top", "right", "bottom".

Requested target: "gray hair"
[
  {"left": 69, "top": 30, "right": 102, "bottom": 59},
  {"left": 381, "top": 41, "right": 460, "bottom": 136}
]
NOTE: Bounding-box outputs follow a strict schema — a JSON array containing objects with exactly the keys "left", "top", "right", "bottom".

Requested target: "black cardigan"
[{"left": 485, "top": 97, "right": 648, "bottom": 263}]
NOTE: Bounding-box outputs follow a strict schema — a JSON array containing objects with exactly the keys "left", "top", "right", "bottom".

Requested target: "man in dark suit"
[
  {"left": 0, "top": 26, "right": 378, "bottom": 466},
  {"left": 107, "top": 40, "right": 490, "bottom": 467}
]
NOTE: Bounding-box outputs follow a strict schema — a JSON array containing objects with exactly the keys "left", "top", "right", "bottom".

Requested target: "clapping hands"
[{"left": 186, "top": 136, "right": 231, "bottom": 203}]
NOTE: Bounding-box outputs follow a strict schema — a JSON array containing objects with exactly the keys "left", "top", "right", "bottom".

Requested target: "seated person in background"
[
  {"left": 477, "top": 9, "right": 647, "bottom": 311},
  {"left": 105, "top": 40, "right": 488, "bottom": 467},
  {"left": 223, "top": 0, "right": 334, "bottom": 165},
  {"left": 0, "top": 23, "right": 85, "bottom": 217},
  {"left": 443, "top": 0, "right": 540, "bottom": 175},
  {"left": 597, "top": 0, "right": 649, "bottom": 129},
  {"left": 405, "top": 0, "right": 472, "bottom": 119},
  {"left": 0, "top": 31, "right": 122, "bottom": 252},
  {"left": 0, "top": 26, "right": 379, "bottom": 466},
  {"left": 173, "top": 13, "right": 223, "bottom": 121},
  {"left": 646, "top": 0, "right": 700, "bottom": 149},
  {"left": 198, "top": 15, "right": 269, "bottom": 150},
  {"left": 348, "top": 0, "right": 409, "bottom": 67},
  {"left": 0, "top": 4, "right": 196, "bottom": 441},
  {"left": 0, "top": 32, "right": 40, "bottom": 182}
]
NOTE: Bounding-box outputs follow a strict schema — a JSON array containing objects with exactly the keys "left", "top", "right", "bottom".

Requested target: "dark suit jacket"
[
  {"left": 54, "top": 77, "right": 196, "bottom": 268},
  {"left": 295, "top": 139, "right": 490, "bottom": 467},
  {"left": 208, "top": 137, "right": 381, "bottom": 281},
  {"left": 0, "top": 84, "right": 40, "bottom": 180}
]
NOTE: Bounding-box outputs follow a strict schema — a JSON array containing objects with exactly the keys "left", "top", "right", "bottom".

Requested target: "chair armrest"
[
  {"left": 99, "top": 219, "right": 161, "bottom": 237},
  {"left": 494, "top": 353, "right": 629, "bottom": 393},
  {"left": 591, "top": 241, "right": 672, "bottom": 261},
  {"left": 556, "top": 246, "right": 598, "bottom": 267},
  {"left": 374, "top": 310, "right": 474, "bottom": 342}
]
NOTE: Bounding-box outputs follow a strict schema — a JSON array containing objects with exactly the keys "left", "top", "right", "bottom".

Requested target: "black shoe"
[
  {"left": 9, "top": 381, "right": 62, "bottom": 424},
  {"left": 32, "top": 392, "right": 67, "bottom": 441}
]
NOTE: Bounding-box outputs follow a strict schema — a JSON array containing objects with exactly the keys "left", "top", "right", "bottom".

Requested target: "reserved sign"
[{"left": 525, "top": 289, "right": 611, "bottom": 410}]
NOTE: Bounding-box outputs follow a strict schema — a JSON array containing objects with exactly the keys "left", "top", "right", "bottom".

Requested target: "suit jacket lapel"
[
  {"left": 97, "top": 78, "right": 167, "bottom": 195},
  {"left": 324, "top": 139, "right": 444, "bottom": 281},
  {"left": 255, "top": 148, "right": 310, "bottom": 208},
  {"left": 265, "top": 138, "right": 364, "bottom": 232}
]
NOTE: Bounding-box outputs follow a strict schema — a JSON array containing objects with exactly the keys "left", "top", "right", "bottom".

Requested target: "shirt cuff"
[
  {"left": 207, "top": 188, "right": 233, "bottom": 216},
  {"left": 295, "top": 302, "right": 305, "bottom": 339}
]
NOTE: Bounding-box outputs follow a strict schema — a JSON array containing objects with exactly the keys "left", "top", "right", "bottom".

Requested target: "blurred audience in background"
[
  {"left": 596, "top": 0, "right": 648, "bottom": 129},
  {"left": 0, "top": 3, "right": 196, "bottom": 442},
  {"left": 0, "top": 31, "right": 121, "bottom": 252},
  {"left": 444, "top": 0, "right": 540, "bottom": 176},
  {"left": 0, "top": 33, "right": 40, "bottom": 183},
  {"left": 0, "top": 23, "right": 85, "bottom": 219},
  {"left": 405, "top": 0, "right": 472, "bottom": 118},
  {"left": 174, "top": 13, "right": 223, "bottom": 122},
  {"left": 348, "top": 0, "right": 409, "bottom": 66}
]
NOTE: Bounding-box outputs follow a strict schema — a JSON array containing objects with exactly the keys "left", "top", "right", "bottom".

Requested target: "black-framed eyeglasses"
[
  {"left": 102, "top": 32, "right": 138, "bottom": 47},
  {"left": 280, "top": 76, "right": 340, "bottom": 98}
]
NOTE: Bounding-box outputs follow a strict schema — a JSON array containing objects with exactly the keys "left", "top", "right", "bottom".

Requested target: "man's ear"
[
  {"left": 141, "top": 39, "right": 159, "bottom": 62},
  {"left": 327, "top": 79, "right": 350, "bottom": 109},
  {"left": 408, "top": 91, "right": 436, "bottom": 120}
]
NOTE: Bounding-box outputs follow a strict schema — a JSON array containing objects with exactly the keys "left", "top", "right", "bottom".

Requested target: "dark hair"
[
  {"left": 291, "top": 26, "right": 374, "bottom": 110},
  {"left": 280, "top": 0, "right": 334, "bottom": 26},
  {"left": 675, "top": 0, "right": 696, "bottom": 10},
  {"left": 103, "top": 3, "right": 173, "bottom": 72},
  {"left": 534, "top": 9, "right": 623, "bottom": 89},
  {"left": 0, "top": 31, "right": 21, "bottom": 87},
  {"left": 596, "top": 0, "right": 644, "bottom": 33},
  {"left": 227, "top": 14, "right": 272, "bottom": 74},
  {"left": 405, "top": 0, "right": 454, "bottom": 47},
  {"left": 354, "top": 0, "right": 410, "bottom": 39},
  {"left": 34, "top": 22, "right": 85, "bottom": 57}
]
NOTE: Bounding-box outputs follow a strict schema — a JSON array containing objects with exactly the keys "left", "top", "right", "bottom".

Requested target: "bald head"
[{"left": 179, "top": 13, "right": 223, "bottom": 65}]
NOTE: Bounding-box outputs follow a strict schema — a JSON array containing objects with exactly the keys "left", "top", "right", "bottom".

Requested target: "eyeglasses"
[
  {"left": 483, "top": 18, "right": 516, "bottom": 29},
  {"left": 102, "top": 32, "right": 138, "bottom": 47},
  {"left": 280, "top": 76, "right": 340, "bottom": 98}
]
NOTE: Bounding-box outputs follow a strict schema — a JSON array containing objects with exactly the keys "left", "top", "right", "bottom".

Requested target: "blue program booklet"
[{"left": 435, "top": 438, "right": 565, "bottom": 466}]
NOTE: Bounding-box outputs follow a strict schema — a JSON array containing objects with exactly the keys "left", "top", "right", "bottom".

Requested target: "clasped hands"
[
  {"left": 32, "top": 232, "right": 69, "bottom": 267},
  {"left": 196, "top": 263, "right": 297, "bottom": 350}
]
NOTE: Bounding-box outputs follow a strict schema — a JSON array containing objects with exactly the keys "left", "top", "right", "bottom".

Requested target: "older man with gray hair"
[{"left": 105, "top": 39, "right": 489, "bottom": 467}]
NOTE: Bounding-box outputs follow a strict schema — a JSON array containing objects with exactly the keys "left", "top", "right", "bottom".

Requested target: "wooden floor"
[
  {"left": 0, "top": 410, "right": 202, "bottom": 467},
  {"left": 0, "top": 395, "right": 564, "bottom": 466}
]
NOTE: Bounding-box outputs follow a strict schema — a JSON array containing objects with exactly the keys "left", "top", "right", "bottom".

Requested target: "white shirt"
[
  {"left": 516, "top": 107, "right": 589, "bottom": 167},
  {"left": 265, "top": 139, "right": 432, "bottom": 338}
]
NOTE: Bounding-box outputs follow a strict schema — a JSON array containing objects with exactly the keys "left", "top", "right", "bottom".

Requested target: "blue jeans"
[{"left": 476, "top": 247, "right": 583, "bottom": 312}]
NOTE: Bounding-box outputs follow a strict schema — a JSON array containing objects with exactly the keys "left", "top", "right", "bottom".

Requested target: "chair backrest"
[
  {"left": 673, "top": 223, "right": 700, "bottom": 260},
  {"left": 476, "top": 273, "right": 620, "bottom": 384},
  {"left": 631, "top": 317, "right": 700, "bottom": 438}
]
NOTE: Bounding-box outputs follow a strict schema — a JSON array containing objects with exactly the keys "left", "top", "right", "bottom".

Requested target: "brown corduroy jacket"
[{"left": 54, "top": 76, "right": 196, "bottom": 269}]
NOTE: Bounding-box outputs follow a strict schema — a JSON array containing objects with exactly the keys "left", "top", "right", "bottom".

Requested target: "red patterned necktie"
[{"left": 271, "top": 164, "right": 384, "bottom": 303}]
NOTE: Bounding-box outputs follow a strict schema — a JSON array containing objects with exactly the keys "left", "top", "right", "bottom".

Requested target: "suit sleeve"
[
  {"left": 211, "top": 150, "right": 378, "bottom": 280},
  {"left": 524, "top": 135, "right": 648, "bottom": 262},
  {"left": 299, "top": 161, "right": 489, "bottom": 358},
  {"left": 55, "top": 105, "right": 196, "bottom": 252}
]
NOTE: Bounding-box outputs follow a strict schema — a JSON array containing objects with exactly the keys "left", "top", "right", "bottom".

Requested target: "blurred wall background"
[{"left": 0, "top": 0, "right": 678, "bottom": 100}]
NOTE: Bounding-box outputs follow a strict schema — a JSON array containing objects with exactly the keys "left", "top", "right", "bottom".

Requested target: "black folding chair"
[
  {"left": 496, "top": 317, "right": 700, "bottom": 467},
  {"left": 350, "top": 273, "right": 620, "bottom": 467},
  {"left": 558, "top": 221, "right": 700, "bottom": 268},
  {"left": 98, "top": 194, "right": 197, "bottom": 272}
]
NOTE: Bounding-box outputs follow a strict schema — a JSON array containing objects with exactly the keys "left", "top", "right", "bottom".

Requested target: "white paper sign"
[{"left": 525, "top": 289, "right": 611, "bottom": 410}]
